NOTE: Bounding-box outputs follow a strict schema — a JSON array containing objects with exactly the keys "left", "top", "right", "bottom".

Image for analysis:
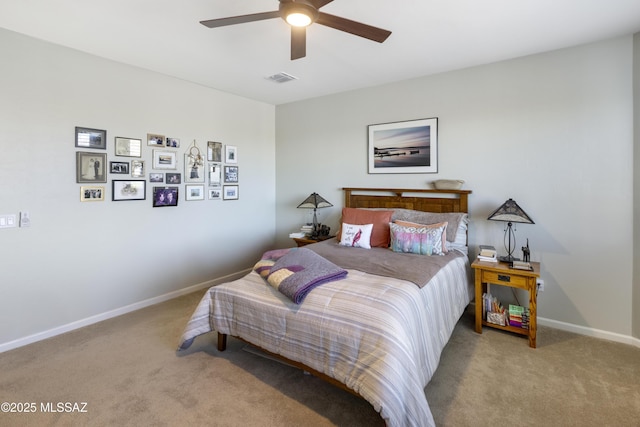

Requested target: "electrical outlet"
[{"left": 537, "top": 278, "right": 544, "bottom": 292}]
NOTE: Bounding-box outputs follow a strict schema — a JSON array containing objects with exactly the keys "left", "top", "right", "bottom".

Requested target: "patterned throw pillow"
[
  {"left": 339, "top": 223, "right": 374, "bottom": 249},
  {"left": 394, "top": 220, "right": 449, "bottom": 253},
  {"left": 389, "top": 222, "right": 447, "bottom": 256}
]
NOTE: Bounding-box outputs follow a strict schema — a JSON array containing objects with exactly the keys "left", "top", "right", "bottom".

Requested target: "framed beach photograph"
[
  {"left": 368, "top": 117, "right": 438, "bottom": 174},
  {"left": 112, "top": 180, "right": 146, "bottom": 201},
  {"left": 166, "top": 137, "right": 180, "bottom": 148},
  {"left": 165, "top": 172, "right": 181, "bottom": 184},
  {"left": 185, "top": 185, "right": 205, "bottom": 201},
  {"left": 208, "top": 163, "right": 222, "bottom": 187},
  {"left": 207, "top": 141, "right": 223, "bottom": 162},
  {"left": 114, "top": 137, "right": 142, "bottom": 157},
  {"left": 224, "top": 165, "right": 238, "bottom": 183},
  {"left": 152, "top": 150, "right": 177, "bottom": 170},
  {"left": 131, "top": 160, "right": 145, "bottom": 178},
  {"left": 223, "top": 185, "right": 239, "bottom": 200},
  {"left": 75, "top": 126, "right": 106, "bottom": 149},
  {"left": 208, "top": 188, "right": 222, "bottom": 200},
  {"left": 153, "top": 186, "right": 179, "bottom": 207},
  {"left": 110, "top": 161, "right": 130, "bottom": 174},
  {"left": 76, "top": 152, "right": 107, "bottom": 183},
  {"left": 80, "top": 186, "right": 105, "bottom": 202},
  {"left": 225, "top": 145, "right": 238, "bottom": 164},
  {"left": 147, "top": 133, "right": 165, "bottom": 146}
]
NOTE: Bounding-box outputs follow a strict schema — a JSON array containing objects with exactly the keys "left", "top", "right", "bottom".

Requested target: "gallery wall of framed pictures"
[{"left": 74, "top": 126, "right": 240, "bottom": 205}]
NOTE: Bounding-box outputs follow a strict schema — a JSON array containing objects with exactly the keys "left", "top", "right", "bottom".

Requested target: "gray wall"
[
  {"left": 276, "top": 36, "right": 636, "bottom": 341},
  {"left": 0, "top": 29, "right": 276, "bottom": 350},
  {"left": 2, "top": 27, "right": 638, "bottom": 350}
]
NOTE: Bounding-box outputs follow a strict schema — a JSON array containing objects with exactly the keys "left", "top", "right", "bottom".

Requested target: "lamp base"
[{"left": 498, "top": 255, "right": 520, "bottom": 263}]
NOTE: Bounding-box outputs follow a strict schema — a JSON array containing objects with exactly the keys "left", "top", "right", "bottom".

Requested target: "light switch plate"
[{"left": 0, "top": 214, "right": 17, "bottom": 229}]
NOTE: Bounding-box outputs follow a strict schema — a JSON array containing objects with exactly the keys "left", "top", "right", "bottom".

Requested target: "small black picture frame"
[{"left": 110, "top": 161, "right": 130, "bottom": 174}]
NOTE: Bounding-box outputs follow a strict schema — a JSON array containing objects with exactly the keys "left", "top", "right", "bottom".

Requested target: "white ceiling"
[{"left": 1, "top": 0, "right": 640, "bottom": 105}]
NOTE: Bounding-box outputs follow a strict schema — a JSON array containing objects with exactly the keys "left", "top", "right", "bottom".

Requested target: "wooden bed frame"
[
  {"left": 216, "top": 187, "right": 472, "bottom": 398},
  {"left": 343, "top": 187, "right": 470, "bottom": 213}
]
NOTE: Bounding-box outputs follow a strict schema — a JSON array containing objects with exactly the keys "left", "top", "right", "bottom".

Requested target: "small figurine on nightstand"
[{"left": 521, "top": 239, "right": 531, "bottom": 263}]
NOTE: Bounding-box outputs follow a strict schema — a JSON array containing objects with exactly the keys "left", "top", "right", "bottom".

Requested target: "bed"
[{"left": 178, "top": 187, "right": 473, "bottom": 427}]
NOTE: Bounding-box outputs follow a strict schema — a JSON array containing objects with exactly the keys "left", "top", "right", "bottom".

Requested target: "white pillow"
[{"left": 339, "top": 223, "right": 373, "bottom": 249}]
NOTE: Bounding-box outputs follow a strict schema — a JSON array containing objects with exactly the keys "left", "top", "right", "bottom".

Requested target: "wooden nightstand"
[
  {"left": 292, "top": 235, "right": 334, "bottom": 247},
  {"left": 471, "top": 259, "right": 540, "bottom": 348}
]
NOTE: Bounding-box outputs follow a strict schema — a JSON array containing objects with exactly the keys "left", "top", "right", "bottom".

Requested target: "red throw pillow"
[{"left": 340, "top": 208, "right": 393, "bottom": 248}]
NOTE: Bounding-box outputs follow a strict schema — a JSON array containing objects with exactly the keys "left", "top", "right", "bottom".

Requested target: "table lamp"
[
  {"left": 297, "top": 192, "right": 332, "bottom": 238},
  {"left": 487, "top": 198, "right": 534, "bottom": 262}
]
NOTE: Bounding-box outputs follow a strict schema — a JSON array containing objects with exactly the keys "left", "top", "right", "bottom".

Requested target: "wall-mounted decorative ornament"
[{"left": 185, "top": 140, "right": 205, "bottom": 183}]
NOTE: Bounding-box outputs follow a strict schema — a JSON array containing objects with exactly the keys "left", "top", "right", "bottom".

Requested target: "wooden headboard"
[{"left": 343, "top": 187, "right": 471, "bottom": 213}]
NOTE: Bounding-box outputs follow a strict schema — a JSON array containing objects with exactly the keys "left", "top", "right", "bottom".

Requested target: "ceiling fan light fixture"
[
  {"left": 280, "top": 2, "right": 318, "bottom": 27},
  {"left": 286, "top": 12, "right": 312, "bottom": 27}
]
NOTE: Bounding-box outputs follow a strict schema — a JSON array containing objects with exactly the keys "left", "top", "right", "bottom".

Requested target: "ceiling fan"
[{"left": 200, "top": 0, "right": 392, "bottom": 60}]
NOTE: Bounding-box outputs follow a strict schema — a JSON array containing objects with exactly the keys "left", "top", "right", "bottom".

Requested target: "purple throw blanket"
[{"left": 253, "top": 247, "right": 348, "bottom": 304}]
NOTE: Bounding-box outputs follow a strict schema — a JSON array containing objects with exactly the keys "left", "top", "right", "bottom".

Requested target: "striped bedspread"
[{"left": 178, "top": 254, "right": 472, "bottom": 427}]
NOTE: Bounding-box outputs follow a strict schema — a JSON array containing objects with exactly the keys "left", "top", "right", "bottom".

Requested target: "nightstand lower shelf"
[{"left": 482, "top": 320, "right": 529, "bottom": 336}]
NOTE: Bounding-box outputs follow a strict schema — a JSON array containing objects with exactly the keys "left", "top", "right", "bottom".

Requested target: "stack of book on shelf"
[
  {"left": 300, "top": 224, "right": 314, "bottom": 236},
  {"left": 483, "top": 292, "right": 506, "bottom": 326},
  {"left": 508, "top": 304, "right": 530, "bottom": 329},
  {"left": 477, "top": 245, "right": 497, "bottom": 263}
]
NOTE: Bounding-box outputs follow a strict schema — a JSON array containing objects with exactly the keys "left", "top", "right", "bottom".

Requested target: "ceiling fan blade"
[
  {"left": 310, "top": 0, "right": 334, "bottom": 8},
  {"left": 200, "top": 11, "right": 280, "bottom": 28},
  {"left": 316, "top": 12, "right": 391, "bottom": 43},
  {"left": 291, "top": 26, "right": 306, "bottom": 60}
]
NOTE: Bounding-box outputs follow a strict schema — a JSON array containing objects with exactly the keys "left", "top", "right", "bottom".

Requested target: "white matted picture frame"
[
  {"left": 112, "top": 180, "right": 146, "bottom": 201},
  {"left": 368, "top": 117, "right": 438, "bottom": 174},
  {"left": 223, "top": 185, "right": 239, "bottom": 200},
  {"left": 80, "top": 186, "right": 105, "bottom": 202},
  {"left": 153, "top": 150, "right": 177, "bottom": 170},
  {"left": 185, "top": 184, "right": 205, "bottom": 201},
  {"left": 225, "top": 145, "right": 238, "bottom": 164}
]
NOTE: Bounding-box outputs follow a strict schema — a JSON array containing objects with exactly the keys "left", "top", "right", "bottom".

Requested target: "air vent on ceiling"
[{"left": 265, "top": 72, "right": 298, "bottom": 83}]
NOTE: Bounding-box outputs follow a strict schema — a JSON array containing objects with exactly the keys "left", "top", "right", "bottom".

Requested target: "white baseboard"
[
  {"left": 468, "top": 301, "right": 639, "bottom": 348},
  {"left": 4, "top": 280, "right": 638, "bottom": 353},
  {"left": 537, "top": 317, "right": 640, "bottom": 348},
  {"left": 0, "top": 269, "right": 250, "bottom": 354}
]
